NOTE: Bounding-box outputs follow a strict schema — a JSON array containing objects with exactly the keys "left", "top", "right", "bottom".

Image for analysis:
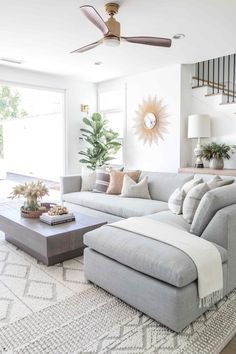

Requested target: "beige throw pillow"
[
  {"left": 121, "top": 175, "right": 151, "bottom": 199},
  {"left": 183, "top": 182, "right": 210, "bottom": 224},
  {"left": 106, "top": 170, "right": 140, "bottom": 195},
  {"left": 168, "top": 188, "right": 186, "bottom": 215}
]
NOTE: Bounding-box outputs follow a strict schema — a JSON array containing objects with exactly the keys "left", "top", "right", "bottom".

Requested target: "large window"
[
  {"left": 0, "top": 83, "right": 65, "bottom": 181},
  {"left": 98, "top": 88, "right": 125, "bottom": 166}
]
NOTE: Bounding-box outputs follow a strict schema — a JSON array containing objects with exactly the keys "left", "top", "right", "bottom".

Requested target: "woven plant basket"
[{"left": 20, "top": 203, "right": 55, "bottom": 219}]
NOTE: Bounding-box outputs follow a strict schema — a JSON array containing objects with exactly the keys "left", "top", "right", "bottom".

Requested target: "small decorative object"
[
  {"left": 40, "top": 205, "right": 75, "bottom": 225},
  {"left": 133, "top": 95, "right": 170, "bottom": 145},
  {"left": 47, "top": 205, "right": 68, "bottom": 216},
  {"left": 10, "top": 181, "right": 49, "bottom": 218},
  {"left": 188, "top": 114, "right": 211, "bottom": 168},
  {"left": 200, "top": 142, "right": 236, "bottom": 170},
  {"left": 79, "top": 112, "right": 121, "bottom": 170}
]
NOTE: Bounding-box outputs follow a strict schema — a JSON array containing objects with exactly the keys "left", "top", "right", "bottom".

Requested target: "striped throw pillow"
[{"left": 93, "top": 168, "right": 110, "bottom": 193}]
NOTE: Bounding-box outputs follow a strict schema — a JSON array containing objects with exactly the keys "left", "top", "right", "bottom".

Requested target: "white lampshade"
[{"left": 188, "top": 114, "right": 211, "bottom": 138}]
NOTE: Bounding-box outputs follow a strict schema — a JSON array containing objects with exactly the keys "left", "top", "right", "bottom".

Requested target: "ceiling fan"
[{"left": 71, "top": 2, "right": 172, "bottom": 53}]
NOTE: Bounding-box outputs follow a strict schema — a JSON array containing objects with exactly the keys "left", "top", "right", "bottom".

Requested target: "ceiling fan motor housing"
[
  {"left": 105, "top": 3, "right": 120, "bottom": 16},
  {"left": 105, "top": 17, "right": 120, "bottom": 37}
]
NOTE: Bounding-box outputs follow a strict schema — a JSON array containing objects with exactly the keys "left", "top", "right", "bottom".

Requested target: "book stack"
[{"left": 40, "top": 212, "right": 75, "bottom": 225}]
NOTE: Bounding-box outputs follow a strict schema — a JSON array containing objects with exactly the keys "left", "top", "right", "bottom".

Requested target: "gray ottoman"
[{"left": 83, "top": 225, "right": 228, "bottom": 332}]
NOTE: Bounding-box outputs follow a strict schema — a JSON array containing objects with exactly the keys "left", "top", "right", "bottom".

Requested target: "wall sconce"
[{"left": 81, "top": 104, "right": 89, "bottom": 113}]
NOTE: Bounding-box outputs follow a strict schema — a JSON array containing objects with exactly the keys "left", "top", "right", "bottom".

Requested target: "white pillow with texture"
[
  {"left": 81, "top": 171, "right": 96, "bottom": 191},
  {"left": 183, "top": 182, "right": 210, "bottom": 224},
  {"left": 168, "top": 188, "right": 186, "bottom": 215},
  {"left": 181, "top": 177, "right": 203, "bottom": 194},
  {"left": 207, "top": 175, "right": 234, "bottom": 190},
  {"left": 121, "top": 175, "right": 151, "bottom": 199}
]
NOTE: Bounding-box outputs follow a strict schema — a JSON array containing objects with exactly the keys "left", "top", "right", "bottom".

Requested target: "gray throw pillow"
[
  {"left": 168, "top": 188, "right": 186, "bottom": 215},
  {"left": 121, "top": 175, "right": 151, "bottom": 199},
  {"left": 183, "top": 182, "right": 210, "bottom": 224},
  {"left": 93, "top": 168, "right": 110, "bottom": 193},
  {"left": 191, "top": 183, "right": 236, "bottom": 236}
]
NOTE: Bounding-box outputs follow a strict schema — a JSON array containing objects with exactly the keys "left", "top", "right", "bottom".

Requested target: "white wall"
[
  {"left": 0, "top": 65, "right": 96, "bottom": 176},
  {"left": 181, "top": 64, "right": 236, "bottom": 169},
  {"left": 98, "top": 65, "right": 182, "bottom": 173}
]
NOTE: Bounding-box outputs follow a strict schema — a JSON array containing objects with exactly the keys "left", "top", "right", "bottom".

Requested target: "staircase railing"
[{"left": 193, "top": 54, "right": 236, "bottom": 104}]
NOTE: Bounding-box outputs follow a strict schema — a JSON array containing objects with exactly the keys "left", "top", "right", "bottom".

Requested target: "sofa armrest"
[
  {"left": 202, "top": 204, "right": 236, "bottom": 292},
  {"left": 60, "top": 175, "right": 82, "bottom": 195}
]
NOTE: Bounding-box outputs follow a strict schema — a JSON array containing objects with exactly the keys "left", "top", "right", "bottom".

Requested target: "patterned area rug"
[{"left": 0, "top": 233, "right": 235, "bottom": 354}]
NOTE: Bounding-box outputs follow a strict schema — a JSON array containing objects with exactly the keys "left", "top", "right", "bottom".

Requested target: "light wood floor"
[{"left": 221, "top": 335, "right": 236, "bottom": 353}]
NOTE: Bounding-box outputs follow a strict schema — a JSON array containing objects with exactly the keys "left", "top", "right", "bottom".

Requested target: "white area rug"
[{"left": 0, "top": 232, "right": 235, "bottom": 354}]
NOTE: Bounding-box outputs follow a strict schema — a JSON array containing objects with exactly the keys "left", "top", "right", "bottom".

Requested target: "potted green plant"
[
  {"left": 10, "top": 180, "right": 49, "bottom": 218},
  {"left": 79, "top": 113, "right": 121, "bottom": 170},
  {"left": 200, "top": 142, "right": 236, "bottom": 169}
]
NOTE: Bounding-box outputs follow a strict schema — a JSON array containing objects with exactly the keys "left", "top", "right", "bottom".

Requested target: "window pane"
[
  {"left": 109, "top": 144, "right": 123, "bottom": 166},
  {"left": 99, "top": 90, "right": 123, "bottom": 110},
  {"left": 105, "top": 112, "right": 124, "bottom": 138}
]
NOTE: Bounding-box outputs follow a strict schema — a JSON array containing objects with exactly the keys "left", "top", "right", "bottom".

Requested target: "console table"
[{"left": 179, "top": 167, "right": 236, "bottom": 177}]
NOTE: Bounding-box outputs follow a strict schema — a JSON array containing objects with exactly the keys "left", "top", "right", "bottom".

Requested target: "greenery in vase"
[
  {"left": 200, "top": 142, "right": 236, "bottom": 161},
  {"left": 79, "top": 113, "right": 121, "bottom": 170},
  {"left": 10, "top": 181, "right": 49, "bottom": 211}
]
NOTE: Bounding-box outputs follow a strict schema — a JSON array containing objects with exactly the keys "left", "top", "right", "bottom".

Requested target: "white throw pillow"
[
  {"left": 181, "top": 177, "right": 203, "bottom": 194},
  {"left": 121, "top": 175, "right": 151, "bottom": 199},
  {"left": 183, "top": 182, "right": 210, "bottom": 224},
  {"left": 168, "top": 188, "right": 186, "bottom": 215},
  {"left": 81, "top": 171, "right": 96, "bottom": 191},
  {"left": 207, "top": 175, "right": 234, "bottom": 190}
]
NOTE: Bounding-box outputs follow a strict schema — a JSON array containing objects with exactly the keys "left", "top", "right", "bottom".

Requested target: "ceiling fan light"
[{"left": 104, "top": 36, "right": 120, "bottom": 47}]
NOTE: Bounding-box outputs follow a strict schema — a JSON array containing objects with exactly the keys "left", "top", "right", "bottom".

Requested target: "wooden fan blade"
[
  {"left": 121, "top": 36, "right": 172, "bottom": 48},
  {"left": 71, "top": 39, "right": 103, "bottom": 53},
  {"left": 80, "top": 5, "right": 109, "bottom": 35}
]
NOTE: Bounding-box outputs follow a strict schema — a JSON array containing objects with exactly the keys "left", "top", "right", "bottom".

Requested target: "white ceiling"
[{"left": 0, "top": 0, "right": 236, "bottom": 83}]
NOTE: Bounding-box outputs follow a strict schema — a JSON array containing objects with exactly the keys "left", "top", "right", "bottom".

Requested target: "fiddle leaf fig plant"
[{"left": 79, "top": 113, "right": 121, "bottom": 170}]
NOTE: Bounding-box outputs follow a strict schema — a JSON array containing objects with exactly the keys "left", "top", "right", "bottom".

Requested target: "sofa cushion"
[
  {"left": 84, "top": 225, "right": 227, "bottom": 288},
  {"left": 191, "top": 183, "right": 236, "bottom": 236},
  {"left": 62, "top": 191, "right": 168, "bottom": 218},
  {"left": 146, "top": 211, "right": 190, "bottom": 232},
  {"left": 139, "top": 172, "right": 193, "bottom": 202}
]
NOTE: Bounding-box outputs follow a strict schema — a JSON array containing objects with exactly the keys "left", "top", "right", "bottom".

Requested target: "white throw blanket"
[{"left": 108, "top": 217, "right": 223, "bottom": 308}]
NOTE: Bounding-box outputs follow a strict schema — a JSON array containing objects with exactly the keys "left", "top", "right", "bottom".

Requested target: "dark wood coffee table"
[{"left": 0, "top": 209, "right": 106, "bottom": 265}]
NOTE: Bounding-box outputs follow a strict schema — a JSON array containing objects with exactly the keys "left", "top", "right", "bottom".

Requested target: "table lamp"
[{"left": 188, "top": 114, "right": 211, "bottom": 168}]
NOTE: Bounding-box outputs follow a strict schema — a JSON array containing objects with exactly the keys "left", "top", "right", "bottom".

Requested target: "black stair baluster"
[
  {"left": 223, "top": 56, "right": 225, "bottom": 94},
  {"left": 197, "top": 62, "right": 199, "bottom": 86},
  {"left": 202, "top": 61, "right": 205, "bottom": 86},
  {"left": 207, "top": 60, "right": 210, "bottom": 86},
  {"left": 213, "top": 59, "right": 215, "bottom": 94},
  {"left": 217, "top": 57, "right": 220, "bottom": 93},
  {"left": 228, "top": 55, "right": 230, "bottom": 103},
  {"left": 233, "top": 54, "right": 235, "bottom": 103}
]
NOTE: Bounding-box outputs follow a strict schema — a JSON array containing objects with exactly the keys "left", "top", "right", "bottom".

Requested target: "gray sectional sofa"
[{"left": 61, "top": 171, "right": 236, "bottom": 332}]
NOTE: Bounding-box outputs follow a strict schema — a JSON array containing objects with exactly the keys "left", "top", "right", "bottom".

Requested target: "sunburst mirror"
[{"left": 133, "top": 96, "right": 170, "bottom": 145}]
